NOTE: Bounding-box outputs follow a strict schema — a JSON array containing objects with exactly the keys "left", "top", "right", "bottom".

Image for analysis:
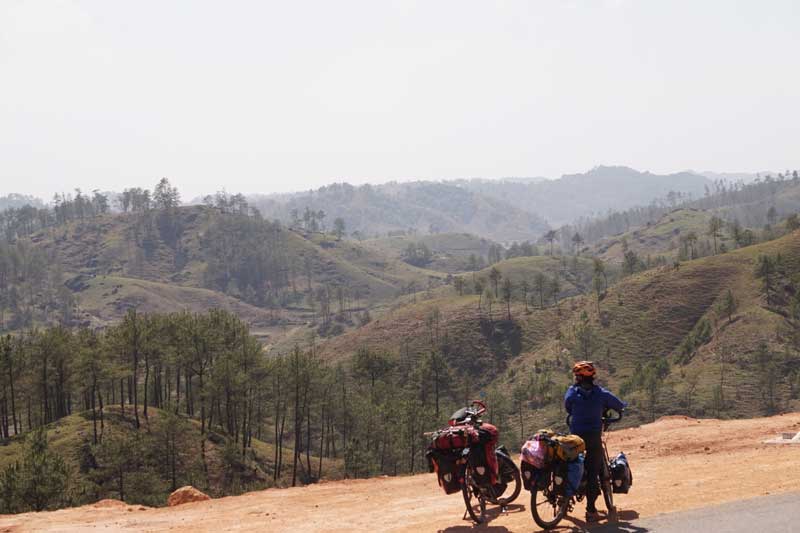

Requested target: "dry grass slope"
[{"left": 319, "top": 230, "right": 800, "bottom": 427}]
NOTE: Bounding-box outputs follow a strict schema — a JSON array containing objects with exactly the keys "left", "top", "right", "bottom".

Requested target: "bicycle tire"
[
  {"left": 530, "top": 479, "right": 567, "bottom": 529},
  {"left": 601, "top": 463, "right": 616, "bottom": 520},
  {"left": 461, "top": 466, "right": 486, "bottom": 524},
  {"left": 490, "top": 454, "right": 521, "bottom": 505}
]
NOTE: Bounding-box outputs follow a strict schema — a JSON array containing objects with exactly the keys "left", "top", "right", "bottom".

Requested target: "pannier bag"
[
  {"left": 564, "top": 453, "right": 585, "bottom": 497},
  {"left": 520, "top": 460, "right": 535, "bottom": 491},
  {"left": 429, "top": 425, "right": 480, "bottom": 450},
  {"left": 520, "top": 460, "right": 548, "bottom": 491},
  {"left": 469, "top": 423, "right": 499, "bottom": 485},
  {"left": 468, "top": 444, "right": 493, "bottom": 486},
  {"left": 610, "top": 452, "right": 633, "bottom": 494},
  {"left": 427, "top": 449, "right": 463, "bottom": 494},
  {"left": 477, "top": 423, "right": 499, "bottom": 445},
  {"left": 553, "top": 434, "right": 586, "bottom": 462}
]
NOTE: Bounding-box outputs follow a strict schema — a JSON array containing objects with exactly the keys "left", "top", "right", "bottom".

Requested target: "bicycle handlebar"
[
  {"left": 470, "top": 400, "right": 487, "bottom": 417},
  {"left": 565, "top": 408, "right": 624, "bottom": 430}
]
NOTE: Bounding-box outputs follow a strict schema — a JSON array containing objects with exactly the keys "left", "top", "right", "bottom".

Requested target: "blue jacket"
[{"left": 564, "top": 383, "right": 626, "bottom": 434}]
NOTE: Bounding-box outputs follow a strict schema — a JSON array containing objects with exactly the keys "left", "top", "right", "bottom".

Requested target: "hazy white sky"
[{"left": 1, "top": 0, "right": 798, "bottom": 200}]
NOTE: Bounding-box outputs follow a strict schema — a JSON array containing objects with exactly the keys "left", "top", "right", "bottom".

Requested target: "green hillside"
[
  {"left": 0, "top": 406, "right": 343, "bottom": 510},
  {"left": 2, "top": 178, "right": 800, "bottom": 514},
  {"left": 362, "top": 232, "right": 500, "bottom": 273},
  {"left": 317, "top": 230, "right": 800, "bottom": 436},
  {"left": 318, "top": 254, "right": 597, "bottom": 379},
  {"left": 0, "top": 206, "right": 439, "bottom": 343},
  {"left": 594, "top": 208, "right": 733, "bottom": 264}
]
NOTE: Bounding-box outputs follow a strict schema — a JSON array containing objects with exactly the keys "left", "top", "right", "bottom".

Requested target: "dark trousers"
[{"left": 577, "top": 431, "right": 603, "bottom": 511}]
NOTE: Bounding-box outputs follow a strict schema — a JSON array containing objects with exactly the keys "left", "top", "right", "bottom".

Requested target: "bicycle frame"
[
  {"left": 435, "top": 400, "right": 521, "bottom": 524},
  {"left": 556, "top": 411, "right": 621, "bottom": 512}
]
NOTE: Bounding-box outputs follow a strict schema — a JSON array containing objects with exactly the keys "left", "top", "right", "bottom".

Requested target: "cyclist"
[{"left": 564, "top": 361, "right": 626, "bottom": 522}]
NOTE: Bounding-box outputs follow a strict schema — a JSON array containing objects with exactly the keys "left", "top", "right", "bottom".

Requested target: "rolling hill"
[
  {"left": 0, "top": 206, "right": 441, "bottom": 346},
  {"left": 316, "top": 229, "right": 800, "bottom": 432},
  {"left": 592, "top": 208, "right": 736, "bottom": 264},
  {"left": 361, "top": 232, "right": 499, "bottom": 273},
  {"left": 457, "top": 166, "right": 711, "bottom": 226},
  {"left": 246, "top": 167, "right": 713, "bottom": 243},
  {"left": 249, "top": 181, "right": 550, "bottom": 244}
]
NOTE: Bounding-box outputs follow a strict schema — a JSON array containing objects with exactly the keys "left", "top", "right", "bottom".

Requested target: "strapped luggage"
[
  {"left": 429, "top": 425, "right": 480, "bottom": 450},
  {"left": 553, "top": 434, "right": 586, "bottom": 462},
  {"left": 610, "top": 452, "right": 633, "bottom": 494},
  {"left": 520, "top": 437, "right": 552, "bottom": 469}
]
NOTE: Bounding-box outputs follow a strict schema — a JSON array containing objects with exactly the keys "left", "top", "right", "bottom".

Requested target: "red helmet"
[{"left": 572, "top": 361, "right": 596, "bottom": 378}]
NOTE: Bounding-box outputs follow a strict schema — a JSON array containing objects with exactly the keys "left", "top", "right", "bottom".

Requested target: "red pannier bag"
[
  {"left": 462, "top": 423, "right": 500, "bottom": 486},
  {"left": 426, "top": 449, "right": 462, "bottom": 494},
  {"left": 429, "top": 425, "right": 480, "bottom": 450}
]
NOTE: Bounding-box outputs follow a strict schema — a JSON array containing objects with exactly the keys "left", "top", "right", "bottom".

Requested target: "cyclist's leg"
[{"left": 578, "top": 431, "right": 603, "bottom": 512}]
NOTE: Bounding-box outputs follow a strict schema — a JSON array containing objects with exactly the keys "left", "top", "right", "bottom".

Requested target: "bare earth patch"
[{"left": 1, "top": 413, "right": 799, "bottom": 532}]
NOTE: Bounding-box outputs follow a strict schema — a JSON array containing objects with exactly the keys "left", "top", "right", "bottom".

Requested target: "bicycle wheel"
[
  {"left": 462, "top": 466, "right": 486, "bottom": 524},
  {"left": 489, "top": 455, "right": 521, "bottom": 505},
  {"left": 601, "top": 462, "right": 616, "bottom": 520},
  {"left": 530, "top": 472, "right": 568, "bottom": 530}
]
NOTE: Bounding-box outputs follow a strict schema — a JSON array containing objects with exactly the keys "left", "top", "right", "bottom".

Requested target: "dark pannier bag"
[
  {"left": 610, "top": 452, "right": 632, "bottom": 494},
  {"left": 427, "top": 449, "right": 462, "bottom": 494},
  {"left": 477, "top": 423, "right": 498, "bottom": 445},
  {"left": 465, "top": 443, "right": 489, "bottom": 485},
  {"left": 520, "top": 460, "right": 537, "bottom": 491},
  {"left": 473, "top": 423, "right": 499, "bottom": 485}
]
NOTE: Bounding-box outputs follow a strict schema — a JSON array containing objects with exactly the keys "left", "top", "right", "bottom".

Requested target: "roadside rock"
[
  {"left": 92, "top": 499, "right": 127, "bottom": 509},
  {"left": 168, "top": 486, "right": 211, "bottom": 506}
]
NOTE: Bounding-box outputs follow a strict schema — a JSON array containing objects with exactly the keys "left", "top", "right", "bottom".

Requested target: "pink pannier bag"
[{"left": 520, "top": 438, "right": 550, "bottom": 469}]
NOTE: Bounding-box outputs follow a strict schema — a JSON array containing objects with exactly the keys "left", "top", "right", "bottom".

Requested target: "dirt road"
[{"left": 1, "top": 414, "right": 799, "bottom": 532}]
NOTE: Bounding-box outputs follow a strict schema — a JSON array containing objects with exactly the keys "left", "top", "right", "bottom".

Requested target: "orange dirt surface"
[{"left": 2, "top": 413, "right": 799, "bottom": 533}]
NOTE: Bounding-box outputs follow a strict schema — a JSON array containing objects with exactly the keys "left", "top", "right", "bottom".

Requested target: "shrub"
[{"left": 0, "top": 428, "right": 70, "bottom": 513}]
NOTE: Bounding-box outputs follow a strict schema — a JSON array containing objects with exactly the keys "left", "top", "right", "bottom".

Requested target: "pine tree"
[
  {"left": 489, "top": 267, "right": 502, "bottom": 298},
  {"left": 333, "top": 217, "right": 346, "bottom": 240},
  {"left": 708, "top": 216, "right": 724, "bottom": 254},
  {"left": 755, "top": 255, "right": 777, "bottom": 305},
  {"left": 544, "top": 230, "right": 557, "bottom": 256},
  {"left": 533, "top": 272, "right": 546, "bottom": 309},
  {"left": 0, "top": 428, "right": 69, "bottom": 512},
  {"left": 718, "top": 289, "right": 737, "bottom": 324},
  {"left": 502, "top": 278, "right": 513, "bottom": 320}
]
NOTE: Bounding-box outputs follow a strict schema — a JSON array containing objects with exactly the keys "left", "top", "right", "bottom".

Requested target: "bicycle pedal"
[{"left": 501, "top": 505, "right": 508, "bottom": 514}]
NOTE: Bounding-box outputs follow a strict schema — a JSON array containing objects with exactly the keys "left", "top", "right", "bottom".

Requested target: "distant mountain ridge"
[
  {"left": 699, "top": 170, "right": 775, "bottom": 183},
  {"left": 456, "top": 166, "right": 711, "bottom": 226},
  {"left": 248, "top": 166, "right": 711, "bottom": 240},
  {"left": 249, "top": 181, "right": 550, "bottom": 243},
  {"left": 7, "top": 166, "right": 716, "bottom": 242}
]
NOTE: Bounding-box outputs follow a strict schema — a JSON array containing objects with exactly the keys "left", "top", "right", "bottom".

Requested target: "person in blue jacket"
[{"left": 564, "top": 360, "right": 626, "bottom": 522}]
